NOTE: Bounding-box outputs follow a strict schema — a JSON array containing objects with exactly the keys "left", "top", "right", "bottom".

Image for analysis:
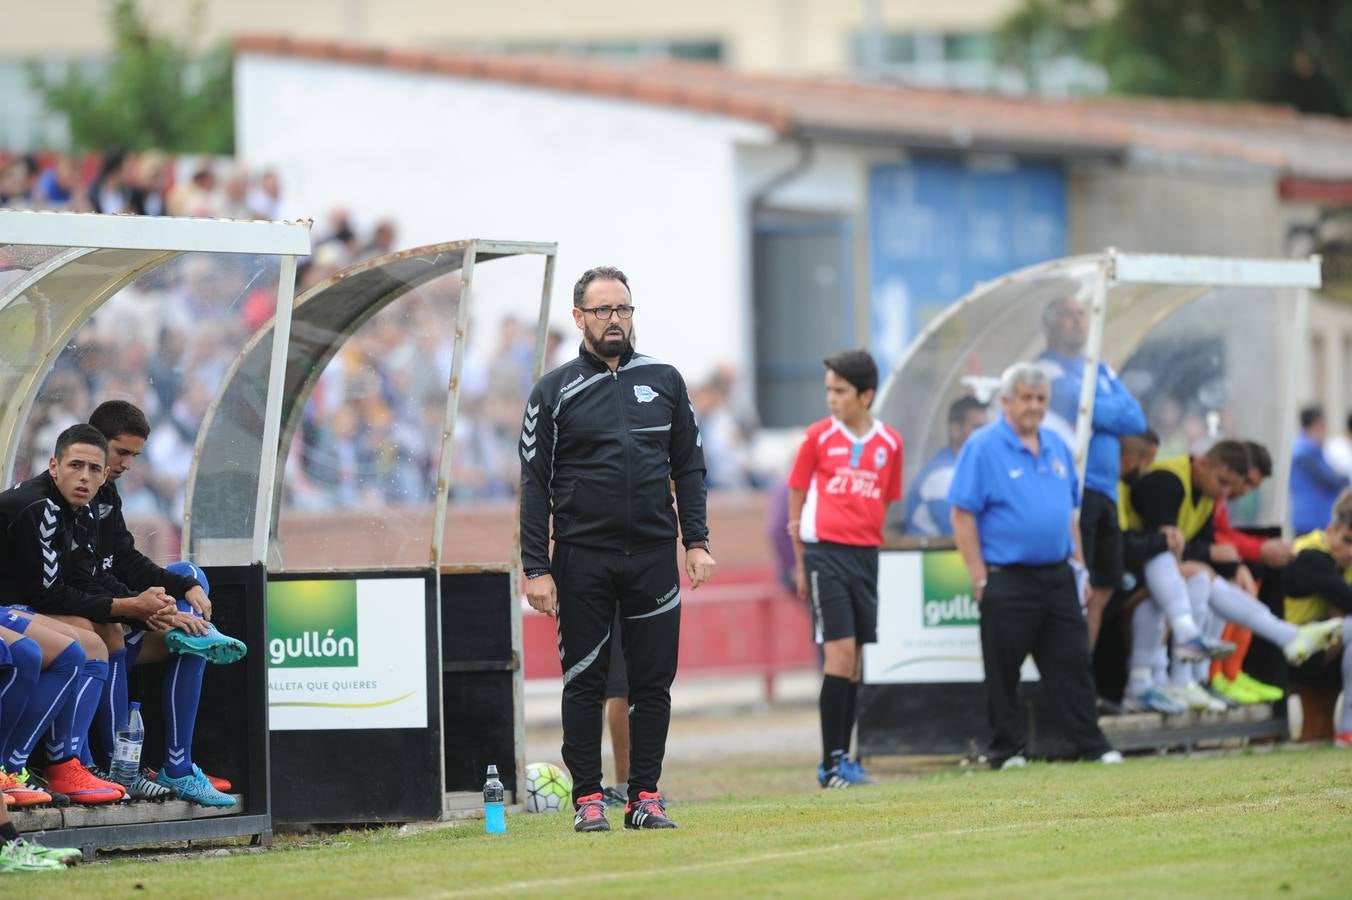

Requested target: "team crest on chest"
[
  {"left": 633, "top": 385, "right": 657, "bottom": 403},
  {"left": 1052, "top": 458, "right": 1067, "bottom": 479},
  {"left": 874, "top": 447, "right": 888, "bottom": 470}
]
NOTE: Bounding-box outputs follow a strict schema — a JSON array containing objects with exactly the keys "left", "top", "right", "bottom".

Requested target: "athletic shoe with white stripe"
[
  {"left": 818, "top": 763, "right": 850, "bottom": 788},
  {"left": 624, "top": 790, "right": 676, "bottom": 829}
]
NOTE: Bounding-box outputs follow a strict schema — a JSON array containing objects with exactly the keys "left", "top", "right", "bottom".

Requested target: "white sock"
[
  {"left": 1190, "top": 572, "right": 1217, "bottom": 683},
  {"left": 1341, "top": 620, "right": 1352, "bottom": 732},
  {"left": 1207, "top": 577, "right": 1298, "bottom": 647},
  {"left": 1144, "top": 553, "right": 1200, "bottom": 642}
]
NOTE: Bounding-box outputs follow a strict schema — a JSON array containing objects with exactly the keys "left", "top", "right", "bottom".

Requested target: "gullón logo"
[
  {"left": 920, "top": 551, "right": 981, "bottom": 628},
  {"left": 267, "top": 580, "right": 359, "bottom": 669}
]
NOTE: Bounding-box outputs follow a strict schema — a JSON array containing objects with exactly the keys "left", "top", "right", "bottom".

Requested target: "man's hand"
[
  {"left": 526, "top": 573, "right": 558, "bottom": 617},
  {"left": 1259, "top": 539, "right": 1293, "bottom": 568},
  {"left": 1210, "top": 543, "right": 1241, "bottom": 564},
  {"left": 167, "top": 611, "right": 210, "bottom": 636},
  {"left": 117, "top": 587, "right": 173, "bottom": 623},
  {"left": 1160, "top": 526, "right": 1185, "bottom": 557},
  {"left": 686, "top": 547, "right": 716, "bottom": 589},
  {"left": 793, "top": 560, "right": 807, "bottom": 602},
  {"left": 1234, "top": 564, "right": 1258, "bottom": 596},
  {"left": 184, "top": 585, "right": 212, "bottom": 621}
]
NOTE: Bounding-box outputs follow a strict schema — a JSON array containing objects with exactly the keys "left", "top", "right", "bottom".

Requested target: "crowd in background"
[{"left": 7, "top": 156, "right": 761, "bottom": 534}]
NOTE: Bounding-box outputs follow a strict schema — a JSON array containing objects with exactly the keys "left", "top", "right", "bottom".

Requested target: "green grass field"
[{"left": 11, "top": 747, "right": 1352, "bottom": 898}]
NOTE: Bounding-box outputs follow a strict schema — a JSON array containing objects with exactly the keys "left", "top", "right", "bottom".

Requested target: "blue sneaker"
[
  {"left": 817, "top": 763, "right": 849, "bottom": 789},
  {"left": 1174, "top": 634, "right": 1236, "bottom": 661},
  {"left": 1123, "top": 685, "right": 1188, "bottom": 716},
  {"left": 839, "top": 757, "right": 875, "bottom": 785},
  {"left": 154, "top": 765, "right": 236, "bottom": 807},
  {"left": 165, "top": 623, "right": 247, "bottom": 665}
]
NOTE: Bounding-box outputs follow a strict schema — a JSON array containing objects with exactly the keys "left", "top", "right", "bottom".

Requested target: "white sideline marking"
[{"left": 427, "top": 786, "right": 1352, "bottom": 897}]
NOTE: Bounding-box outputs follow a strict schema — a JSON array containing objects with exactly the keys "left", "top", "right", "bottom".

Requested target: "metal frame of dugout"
[
  {"left": 0, "top": 209, "right": 312, "bottom": 854},
  {"left": 860, "top": 250, "right": 1322, "bottom": 759},
  {"left": 188, "top": 239, "right": 557, "bottom": 825}
]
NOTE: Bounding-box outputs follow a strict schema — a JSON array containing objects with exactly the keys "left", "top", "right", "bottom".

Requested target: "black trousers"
[
  {"left": 979, "top": 562, "right": 1111, "bottom": 764},
  {"left": 553, "top": 542, "right": 681, "bottom": 804}
]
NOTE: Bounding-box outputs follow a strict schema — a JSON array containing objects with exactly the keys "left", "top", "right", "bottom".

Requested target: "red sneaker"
[
  {"left": 573, "top": 792, "right": 610, "bottom": 832},
  {"left": 1335, "top": 731, "right": 1352, "bottom": 748},
  {"left": 1, "top": 769, "right": 52, "bottom": 807},
  {"left": 43, "top": 759, "right": 124, "bottom": 805},
  {"left": 624, "top": 791, "right": 677, "bottom": 829}
]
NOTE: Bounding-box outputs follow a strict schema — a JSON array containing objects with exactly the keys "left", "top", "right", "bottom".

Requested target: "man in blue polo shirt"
[
  {"left": 1036, "top": 293, "right": 1145, "bottom": 649},
  {"left": 949, "top": 362, "right": 1119, "bottom": 770}
]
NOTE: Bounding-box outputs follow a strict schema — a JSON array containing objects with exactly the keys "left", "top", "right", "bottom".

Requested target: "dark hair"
[
  {"left": 1205, "top": 439, "right": 1250, "bottom": 475},
  {"left": 54, "top": 423, "right": 108, "bottom": 462},
  {"left": 1243, "top": 440, "right": 1272, "bottom": 478},
  {"left": 1346, "top": 413, "right": 1352, "bottom": 434},
  {"left": 1141, "top": 428, "right": 1160, "bottom": 446},
  {"left": 823, "top": 349, "right": 879, "bottom": 403},
  {"left": 89, "top": 400, "right": 151, "bottom": 441},
  {"left": 948, "top": 395, "right": 986, "bottom": 426},
  {"left": 1300, "top": 405, "right": 1324, "bottom": 430},
  {"left": 572, "top": 266, "right": 631, "bottom": 308}
]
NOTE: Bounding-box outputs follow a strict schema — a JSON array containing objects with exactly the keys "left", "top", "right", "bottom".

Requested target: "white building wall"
[{"left": 236, "top": 53, "right": 775, "bottom": 385}]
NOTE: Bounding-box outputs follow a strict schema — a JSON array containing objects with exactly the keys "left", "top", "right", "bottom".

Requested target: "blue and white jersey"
[{"left": 902, "top": 446, "right": 957, "bottom": 537}]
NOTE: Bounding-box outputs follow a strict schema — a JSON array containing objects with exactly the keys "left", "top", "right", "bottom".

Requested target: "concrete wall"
[{"left": 236, "top": 52, "right": 773, "bottom": 385}]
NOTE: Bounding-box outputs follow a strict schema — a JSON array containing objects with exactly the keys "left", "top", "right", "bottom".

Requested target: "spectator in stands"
[
  {"left": 1282, "top": 486, "right": 1352, "bottom": 747},
  {"left": 166, "top": 163, "right": 217, "bottom": 218},
  {"left": 695, "top": 375, "right": 753, "bottom": 490},
  {"left": 248, "top": 169, "right": 283, "bottom": 220},
  {"left": 89, "top": 152, "right": 130, "bottom": 215},
  {"left": 126, "top": 151, "right": 170, "bottom": 217},
  {"left": 900, "top": 395, "right": 987, "bottom": 538},
  {"left": 34, "top": 155, "right": 79, "bottom": 209},
  {"left": 358, "top": 219, "right": 398, "bottom": 261},
  {"left": 1324, "top": 412, "right": 1352, "bottom": 480},
  {"left": 1290, "top": 406, "right": 1349, "bottom": 536},
  {"left": 949, "top": 362, "right": 1119, "bottom": 769}
]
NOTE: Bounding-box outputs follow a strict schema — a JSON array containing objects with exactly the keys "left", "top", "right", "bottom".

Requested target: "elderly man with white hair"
[{"left": 949, "top": 362, "right": 1120, "bottom": 770}]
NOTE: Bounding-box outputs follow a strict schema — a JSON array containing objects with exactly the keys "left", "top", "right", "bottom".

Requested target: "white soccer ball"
[{"left": 524, "top": 762, "right": 572, "bottom": 813}]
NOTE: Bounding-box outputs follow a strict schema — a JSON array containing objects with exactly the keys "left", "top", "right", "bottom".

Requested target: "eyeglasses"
[{"left": 582, "top": 305, "right": 635, "bottom": 320}]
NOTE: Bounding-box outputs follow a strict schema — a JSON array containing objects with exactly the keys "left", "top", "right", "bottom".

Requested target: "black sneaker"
[
  {"left": 601, "top": 785, "right": 627, "bottom": 808},
  {"left": 624, "top": 791, "right": 677, "bottom": 829},
  {"left": 573, "top": 793, "right": 610, "bottom": 832}
]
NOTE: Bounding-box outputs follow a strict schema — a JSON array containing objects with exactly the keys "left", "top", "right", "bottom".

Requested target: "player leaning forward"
[
  {"left": 788, "top": 349, "right": 903, "bottom": 788},
  {"left": 519, "top": 266, "right": 715, "bottom": 833}
]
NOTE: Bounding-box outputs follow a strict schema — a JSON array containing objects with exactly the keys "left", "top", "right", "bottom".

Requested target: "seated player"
[
  {"left": 87, "top": 401, "right": 244, "bottom": 807},
  {"left": 1281, "top": 487, "right": 1352, "bottom": 747},
  {"left": 0, "top": 633, "right": 81, "bottom": 871},
  {"left": 1122, "top": 440, "right": 1344, "bottom": 712},
  {"left": 900, "top": 396, "right": 986, "bottom": 538},
  {"left": 0, "top": 425, "right": 173, "bottom": 804}
]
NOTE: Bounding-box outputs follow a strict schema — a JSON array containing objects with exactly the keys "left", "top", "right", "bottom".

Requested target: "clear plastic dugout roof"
[
  {"left": 876, "top": 252, "right": 1321, "bottom": 537},
  {"left": 0, "top": 209, "right": 312, "bottom": 566}
]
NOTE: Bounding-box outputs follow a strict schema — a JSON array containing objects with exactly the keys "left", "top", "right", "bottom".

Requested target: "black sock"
[
  {"left": 842, "top": 679, "right": 859, "bottom": 759},
  {"left": 0, "top": 821, "right": 19, "bottom": 843},
  {"left": 819, "top": 674, "right": 851, "bottom": 768}
]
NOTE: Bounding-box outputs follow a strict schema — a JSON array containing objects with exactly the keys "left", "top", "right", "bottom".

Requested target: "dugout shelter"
[
  {"left": 862, "top": 250, "right": 1321, "bottom": 759},
  {"left": 189, "top": 240, "right": 556, "bottom": 825},
  {"left": 0, "top": 208, "right": 311, "bottom": 854}
]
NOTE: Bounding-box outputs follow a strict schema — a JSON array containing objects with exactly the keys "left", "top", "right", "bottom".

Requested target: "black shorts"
[
  {"left": 605, "top": 608, "right": 628, "bottom": 700},
  {"left": 803, "top": 542, "right": 879, "bottom": 645},
  {"left": 1079, "top": 488, "right": 1124, "bottom": 589}
]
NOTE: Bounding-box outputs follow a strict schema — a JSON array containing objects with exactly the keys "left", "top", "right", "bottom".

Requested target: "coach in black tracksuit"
[{"left": 520, "top": 266, "right": 715, "bottom": 832}]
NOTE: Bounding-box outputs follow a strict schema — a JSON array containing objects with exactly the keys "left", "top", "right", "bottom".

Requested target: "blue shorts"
[{"left": 0, "top": 605, "right": 33, "bottom": 634}]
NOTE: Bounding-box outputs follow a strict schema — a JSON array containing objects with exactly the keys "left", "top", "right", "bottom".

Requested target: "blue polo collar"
[{"left": 995, "top": 415, "right": 1056, "bottom": 459}]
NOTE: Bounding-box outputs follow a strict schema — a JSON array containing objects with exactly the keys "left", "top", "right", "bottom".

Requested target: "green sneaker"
[
  {"left": 164, "top": 624, "right": 247, "bottom": 665},
  {"left": 153, "top": 765, "right": 236, "bottom": 807},
  {"left": 1232, "top": 671, "right": 1284, "bottom": 702},
  {"left": 0, "top": 839, "right": 66, "bottom": 872},
  {"left": 15, "top": 838, "right": 81, "bottom": 866},
  {"left": 1212, "top": 673, "right": 1262, "bottom": 705}
]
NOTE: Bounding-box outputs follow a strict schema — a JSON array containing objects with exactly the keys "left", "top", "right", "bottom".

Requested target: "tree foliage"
[
  {"left": 998, "top": 0, "right": 1352, "bottom": 116},
  {"left": 30, "top": 0, "right": 233, "bottom": 152}
]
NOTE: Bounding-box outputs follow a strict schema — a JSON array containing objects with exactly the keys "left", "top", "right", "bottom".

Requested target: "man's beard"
[{"left": 591, "top": 325, "right": 632, "bottom": 358}]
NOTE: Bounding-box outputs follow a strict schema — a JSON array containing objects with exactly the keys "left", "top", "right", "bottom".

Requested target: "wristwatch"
[{"left": 685, "top": 540, "right": 711, "bottom": 553}]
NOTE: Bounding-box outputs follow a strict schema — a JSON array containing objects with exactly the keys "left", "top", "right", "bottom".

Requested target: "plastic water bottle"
[
  {"left": 111, "top": 701, "right": 144, "bottom": 789},
  {"left": 483, "top": 764, "right": 506, "bottom": 834}
]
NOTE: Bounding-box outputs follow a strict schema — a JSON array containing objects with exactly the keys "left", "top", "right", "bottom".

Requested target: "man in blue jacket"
[
  {"left": 1290, "top": 406, "right": 1349, "bottom": 536},
  {"left": 1036, "top": 294, "right": 1146, "bottom": 648}
]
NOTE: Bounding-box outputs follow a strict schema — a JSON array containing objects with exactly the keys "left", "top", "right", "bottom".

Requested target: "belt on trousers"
[{"left": 988, "top": 562, "right": 1067, "bottom": 574}]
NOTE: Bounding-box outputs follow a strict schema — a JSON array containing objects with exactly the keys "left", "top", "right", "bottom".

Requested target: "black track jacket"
[
  {"left": 0, "top": 472, "right": 111, "bottom": 620},
  {"left": 89, "top": 481, "right": 200, "bottom": 598},
  {"left": 519, "top": 345, "right": 709, "bottom": 572}
]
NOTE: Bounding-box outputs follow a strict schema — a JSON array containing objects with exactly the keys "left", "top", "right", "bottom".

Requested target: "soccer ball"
[{"left": 524, "top": 762, "right": 572, "bottom": 813}]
